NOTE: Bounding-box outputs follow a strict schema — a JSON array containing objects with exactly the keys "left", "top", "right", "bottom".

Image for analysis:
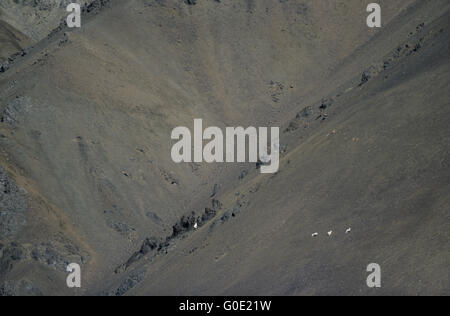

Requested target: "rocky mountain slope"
[{"left": 0, "top": 0, "right": 448, "bottom": 295}]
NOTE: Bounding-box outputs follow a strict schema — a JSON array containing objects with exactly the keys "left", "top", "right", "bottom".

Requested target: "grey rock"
[
  {"left": 1, "top": 96, "right": 32, "bottom": 126},
  {"left": 0, "top": 166, "right": 28, "bottom": 238}
]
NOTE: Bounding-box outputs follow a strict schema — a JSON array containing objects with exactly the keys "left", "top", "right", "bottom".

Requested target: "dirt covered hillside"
[{"left": 0, "top": 0, "right": 449, "bottom": 295}]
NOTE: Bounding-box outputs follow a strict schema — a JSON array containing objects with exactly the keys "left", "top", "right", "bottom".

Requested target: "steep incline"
[
  {"left": 0, "top": 0, "right": 93, "bottom": 42},
  {"left": 0, "top": 0, "right": 448, "bottom": 295},
  {"left": 0, "top": 20, "right": 31, "bottom": 63},
  {"left": 119, "top": 4, "right": 449, "bottom": 295}
]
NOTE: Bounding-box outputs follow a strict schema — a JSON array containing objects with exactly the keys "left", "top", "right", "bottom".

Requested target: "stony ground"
[{"left": 0, "top": 0, "right": 448, "bottom": 296}]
